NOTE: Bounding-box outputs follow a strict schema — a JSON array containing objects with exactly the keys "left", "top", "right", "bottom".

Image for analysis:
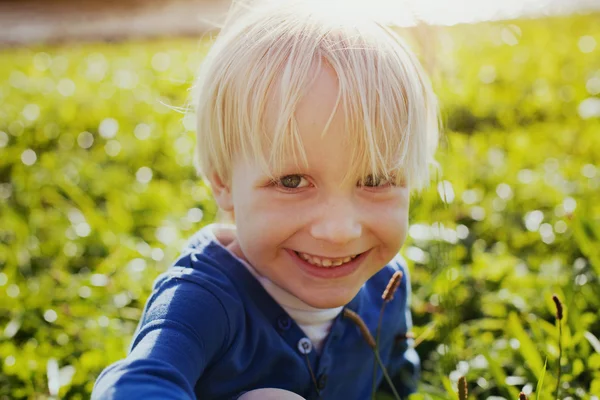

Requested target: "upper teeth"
[{"left": 296, "top": 252, "right": 358, "bottom": 268}]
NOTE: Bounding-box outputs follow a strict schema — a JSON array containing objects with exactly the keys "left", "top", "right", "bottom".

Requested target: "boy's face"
[{"left": 214, "top": 64, "right": 410, "bottom": 309}]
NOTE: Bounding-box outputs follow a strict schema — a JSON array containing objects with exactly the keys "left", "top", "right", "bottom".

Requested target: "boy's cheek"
[
  {"left": 237, "top": 195, "right": 308, "bottom": 228},
  {"left": 369, "top": 208, "right": 409, "bottom": 253}
]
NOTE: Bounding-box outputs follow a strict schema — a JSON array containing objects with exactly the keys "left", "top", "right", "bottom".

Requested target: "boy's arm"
[
  {"left": 380, "top": 260, "right": 421, "bottom": 399},
  {"left": 92, "top": 273, "right": 230, "bottom": 400}
]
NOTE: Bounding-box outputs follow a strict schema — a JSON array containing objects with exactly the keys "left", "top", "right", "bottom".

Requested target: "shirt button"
[
  {"left": 317, "top": 374, "right": 328, "bottom": 390},
  {"left": 277, "top": 315, "right": 292, "bottom": 331},
  {"left": 297, "top": 337, "right": 313, "bottom": 354}
]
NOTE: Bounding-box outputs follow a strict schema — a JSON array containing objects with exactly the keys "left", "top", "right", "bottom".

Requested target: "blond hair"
[{"left": 192, "top": 0, "right": 440, "bottom": 192}]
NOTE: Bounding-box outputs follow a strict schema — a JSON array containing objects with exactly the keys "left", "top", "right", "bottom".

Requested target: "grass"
[{"left": 0, "top": 10, "right": 599, "bottom": 400}]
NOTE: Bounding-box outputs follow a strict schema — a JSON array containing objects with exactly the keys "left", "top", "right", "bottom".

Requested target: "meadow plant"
[
  {"left": 373, "top": 271, "right": 404, "bottom": 397},
  {"left": 344, "top": 271, "right": 405, "bottom": 400},
  {"left": 458, "top": 376, "right": 468, "bottom": 400},
  {"left": 552, "top": 294, "right": 564, "bottom": 400}
]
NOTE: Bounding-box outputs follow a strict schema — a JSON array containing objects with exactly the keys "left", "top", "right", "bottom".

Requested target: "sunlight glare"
[{"left": 326, "top": 0, "right": 596, "bottom": 26}]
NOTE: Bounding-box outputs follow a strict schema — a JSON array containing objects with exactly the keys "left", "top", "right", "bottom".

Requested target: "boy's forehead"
[
  {"left": 255, "top": 59, "right": 401, "bottom": 179},
  {"left": 295, "top": 64, "right": 340, "bottom": 133},
  {"left": 263, "top": 61, "right": 341, "bottom": 138},
  {"left": 261, "top": 62, "right": 356, "bottom": 164}
]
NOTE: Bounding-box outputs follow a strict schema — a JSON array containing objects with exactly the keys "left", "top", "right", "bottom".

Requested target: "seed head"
[
  {"left": 552, "top": 294, "right": 563, "bottom": 320},
  {"left": 458, "top": 376, "right": 468, "bottom": 400},
  {"left": 382, "top": 271, "right": 403, "bottom": 302},
  {"left": 343, "top": 308, "right": 376, "bottom": 349}
]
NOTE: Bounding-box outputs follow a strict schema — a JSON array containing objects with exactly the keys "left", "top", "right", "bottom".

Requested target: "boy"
[{"left": 92, "top": 0, "right": 439, "bottom": 398}]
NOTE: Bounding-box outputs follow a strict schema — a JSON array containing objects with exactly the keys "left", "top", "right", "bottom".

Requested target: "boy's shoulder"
[
  {"left": 153, "top": 224, "right": 246, "bottom": 305},
  {"left": 139, "top": 224, "right": 251, "bottom": 336}
]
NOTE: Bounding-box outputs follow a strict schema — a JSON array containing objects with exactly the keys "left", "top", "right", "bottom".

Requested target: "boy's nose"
[{"left": 309, "top": 200, "right": 362, "bottom": 245}]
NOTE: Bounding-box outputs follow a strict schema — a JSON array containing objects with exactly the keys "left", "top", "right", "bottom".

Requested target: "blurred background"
[{"left": 1, "top": 0, "right": 599, "bottom": 399}]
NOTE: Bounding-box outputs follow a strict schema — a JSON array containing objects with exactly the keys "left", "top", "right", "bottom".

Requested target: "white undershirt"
[{"left": 211, "top": 224, "right": 343, "bottom": 354}]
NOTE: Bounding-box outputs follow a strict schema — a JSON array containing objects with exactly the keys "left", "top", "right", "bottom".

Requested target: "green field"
[{"left": 1, "top": 12, "right": 599, "bottom": 400}]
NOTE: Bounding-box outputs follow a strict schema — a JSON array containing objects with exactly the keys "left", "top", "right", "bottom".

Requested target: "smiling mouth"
[{"left": 293, "top": 251, "right": 362, "bottom": 268}]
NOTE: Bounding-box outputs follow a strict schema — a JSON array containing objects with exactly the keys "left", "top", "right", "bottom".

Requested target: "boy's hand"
[{"left": 238, "top": 388, "right": 306, "bottom": 400}]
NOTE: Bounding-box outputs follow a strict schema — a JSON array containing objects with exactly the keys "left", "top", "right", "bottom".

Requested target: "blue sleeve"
[
  {"left": 92, "top": 272, "right": 230, "bottom": 400},
  {"left": 382, "top": 258, "right": 421, "bottom": 398}
]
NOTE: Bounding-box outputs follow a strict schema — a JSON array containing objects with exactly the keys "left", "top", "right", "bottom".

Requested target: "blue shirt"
[{"left": 92, "top": 226, "right": 420, "bottom": 399}]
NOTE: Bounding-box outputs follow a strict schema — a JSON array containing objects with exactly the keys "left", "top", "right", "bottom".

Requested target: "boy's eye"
[
  {"left": 360, "top": 174, "right": 391, "bottom": 187},
  {"left": 278, "top": 175, "right": 308, "bottom": 189}
]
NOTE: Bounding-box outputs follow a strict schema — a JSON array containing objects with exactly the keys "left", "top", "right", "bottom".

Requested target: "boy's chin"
[{"left": 297, "top": 291, "right": 356, "bottom": 310}]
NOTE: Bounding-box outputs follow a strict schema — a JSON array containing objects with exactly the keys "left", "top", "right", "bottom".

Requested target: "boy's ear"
[{"left": 208, "top": 172, "right": 234, "bottom": 212}]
